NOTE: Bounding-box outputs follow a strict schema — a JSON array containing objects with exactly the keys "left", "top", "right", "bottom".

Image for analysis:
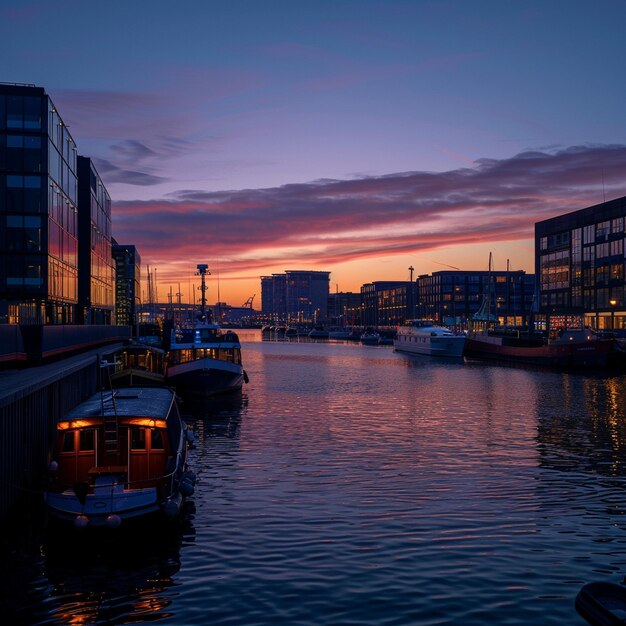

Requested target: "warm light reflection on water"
[{"left": 4, "top": 332, "right": 626, "bottom": 625}]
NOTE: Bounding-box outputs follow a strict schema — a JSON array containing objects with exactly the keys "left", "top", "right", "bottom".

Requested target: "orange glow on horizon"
[{"left": 147, "top": 237, "right": 536, "bottom": 307}]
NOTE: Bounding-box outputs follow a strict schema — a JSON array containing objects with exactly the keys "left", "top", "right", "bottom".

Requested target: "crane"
[{"left": 242, "top": 294, "right": 256, "bottom": 309}]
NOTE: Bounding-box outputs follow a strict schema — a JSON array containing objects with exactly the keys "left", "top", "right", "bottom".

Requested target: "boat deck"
[{"left": 64, "top": 387, "right": 175, "bottom": 420}]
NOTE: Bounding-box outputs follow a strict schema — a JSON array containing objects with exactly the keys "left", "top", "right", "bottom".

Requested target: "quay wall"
[{"left": 0, "top": 347, "right": 120, "bottom": 520}]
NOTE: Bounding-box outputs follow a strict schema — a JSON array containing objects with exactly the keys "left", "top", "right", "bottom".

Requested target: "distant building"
[
  {"left": 327, "top": 291, "right": 361, "bottom": 326},
  {"left": 0, "top": 83, "right": 79, "bottom": 324},
  {"left": 77, "top": 156, "right": 114, "bottom": 324},
  {"left": 416, "top": 270, "right": 535, "bottom": 328},
  {"left": 261, "top": 274, "right": 286, "bottom": 320},
  {"left": 361, "top": 281, "right": 408, "bottom": 327},
  {"left": 261, "top": 270, "right": 330, "bottom": 323},
  {"left": 535, "top": 195, "right": 626, "bottom": 332},
  {"left": 112, "top": 241, "right": 141, "bottom": 327}
]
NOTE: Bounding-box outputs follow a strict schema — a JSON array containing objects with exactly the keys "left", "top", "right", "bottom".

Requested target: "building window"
[{"left": 583, "top": 225, "right": 595, "bottom": 244}]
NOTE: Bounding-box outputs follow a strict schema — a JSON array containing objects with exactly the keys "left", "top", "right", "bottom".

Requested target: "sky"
[{"left": 3, "top": 0, "right": 626, "bottom": 306}]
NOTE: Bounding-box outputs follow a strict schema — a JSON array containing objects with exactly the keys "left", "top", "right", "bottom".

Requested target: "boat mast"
[{"left": 196, "top": 263, "right": 210, "bottom": 321}]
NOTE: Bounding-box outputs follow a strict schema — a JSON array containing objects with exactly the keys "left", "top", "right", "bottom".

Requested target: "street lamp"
[{"left": 610, "top": 298, "right": 617, "bottom": 334}]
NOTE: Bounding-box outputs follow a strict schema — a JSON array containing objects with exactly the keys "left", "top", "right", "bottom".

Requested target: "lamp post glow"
[{"left": 610, "top": 298, "right": 617, "bottom": 333}]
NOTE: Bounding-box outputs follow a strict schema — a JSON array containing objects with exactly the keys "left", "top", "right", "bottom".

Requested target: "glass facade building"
[
  {"left": 77, "top": 156, "right": 114, "bottom": 324},
  {"left": 0, "top": 84, "right": 79, "bottom": 324},
  {"left": 112, "top": 241, "right": 141, "bottom": 328},
  {"left": 260, "top": 270, "right": 330, "bottom": 323},
  {"left": 535, "top": 195, "right": 626, "bottom": 332}
]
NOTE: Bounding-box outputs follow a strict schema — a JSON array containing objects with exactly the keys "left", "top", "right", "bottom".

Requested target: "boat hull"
[
  {"left": 166, "top": 357, "right": 244, "bottom": 397},
  {"left": 464, "top": 335, "right": 614, "bottom": 368},
  {"left": 45, "top": 487, "right": 176, "bottom": 526}
]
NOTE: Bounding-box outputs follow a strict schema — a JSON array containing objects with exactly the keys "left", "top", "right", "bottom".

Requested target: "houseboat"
[{"left": 46, "top": 387, "right": 194, "bottom": 529}]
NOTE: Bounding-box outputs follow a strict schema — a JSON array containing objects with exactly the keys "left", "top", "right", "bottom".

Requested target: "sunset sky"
[{"left": 3, "top": 0, "right": 626, "bottom": 305}]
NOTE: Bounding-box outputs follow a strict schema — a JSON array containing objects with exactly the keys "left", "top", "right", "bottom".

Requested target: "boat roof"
[{"left": 64, "top": 387, "right": 175, "bottom": 420}]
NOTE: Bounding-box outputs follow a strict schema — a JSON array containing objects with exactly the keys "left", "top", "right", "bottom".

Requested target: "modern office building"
[
  {"left": 0, "top": 83, "right": 79, "bottom": 324},
  {"left": 360, "top": 281, "right": 408, "bottom": 327},
  {"left": 415, "top": 270, "right": 536, "bottom": 328},
  {"left": 112, "top": 241, "right": 141, "bottom": 327},
  {"left": 535, "top": 195, "right": 626, "bottom": 332},
  {"left": 261, "top": 270, "right": 330, "bottom": 323},
  {"left": 261, "top": 273, "right": 286, "bottom": 320},
  {"left": 77, "top": 156, "right": 114, "bottom": 324}
]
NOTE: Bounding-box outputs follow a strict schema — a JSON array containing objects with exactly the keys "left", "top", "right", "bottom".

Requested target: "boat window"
[
  {"left": 151, "top": 429, "right": 164, "bottom": 450},
  {"left": 79, "top": 429, "right": 95, "bottom": 451},
  {"left": 219, "top": 348, "right": 234, "bottom": 363},
  {"left": 62, "top": 431, "right": 74, "bottom": 453},
  {"left": 131, "top": 427, "right": 146, "bottom": 450},
  {"left": 195, "top": 348, "right": 217, "bottom": 359}
]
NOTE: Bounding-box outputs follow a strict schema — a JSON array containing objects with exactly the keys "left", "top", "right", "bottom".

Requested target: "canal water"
[{"left": 3, "top": 330, "right": 626, "bottom": 625}]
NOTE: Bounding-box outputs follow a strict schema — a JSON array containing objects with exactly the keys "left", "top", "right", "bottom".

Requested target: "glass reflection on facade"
[
  {"left": 0, "top": 84, "right": 78, "bottom": 324},
  {"left": 77, "top": 156, "right": 114, "bottom": 324}
]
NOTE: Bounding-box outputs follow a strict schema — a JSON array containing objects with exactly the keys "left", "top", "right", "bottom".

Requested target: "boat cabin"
[{"left": 51, "top": 389, "right": 181, "bottom": 494}]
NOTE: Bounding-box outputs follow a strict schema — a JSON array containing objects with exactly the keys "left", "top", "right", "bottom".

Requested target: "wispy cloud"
[
  {"left": 93, "top": 158, "right": 168, "bottom": 186},
  {"left": 111, "top": 144, "right": 626, "bottom": 282}
]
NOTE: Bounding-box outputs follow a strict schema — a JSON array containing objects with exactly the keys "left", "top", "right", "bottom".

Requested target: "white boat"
[
  {"left": 394, "top": 320, "right": 466, "bottom": 357},
  {"left": 46, "top": 387, "right": 194, "bottom": 529},
  {"left": 165, "top": 264, "right": 247, "bottom": 397}
]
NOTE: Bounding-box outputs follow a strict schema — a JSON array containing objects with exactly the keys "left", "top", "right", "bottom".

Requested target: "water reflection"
[
  {"left": 535, "top": 374, "right": 626, "bottom": 476},
  {"left": 39, "top": 512, "right": 195, "bottom": 626}
]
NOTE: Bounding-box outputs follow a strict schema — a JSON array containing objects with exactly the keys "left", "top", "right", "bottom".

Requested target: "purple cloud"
[{"left": 111, "top": 144, "right": 626, "bottom": 280}]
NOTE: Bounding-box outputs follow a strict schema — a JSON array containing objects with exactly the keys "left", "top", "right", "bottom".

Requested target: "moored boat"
[
  {"left": 165, "top": 322, "right": 246, "bottom": 396},
  {"left": 360, "top": 330, "right": 381, "bottom": 345},
  {"left": 106, "top": 343, "right": 166, "bottom": 388},
  {"left": 394, "top": 319, "right": 465, "bottom": 357},
  {"left": 464, "top": 326, "right": 615, "bottom": 369},
  {"left": 164, "top": 264, "right": 247, "bottom": 397},
  {"left": 46, "top": 387, "right": 194, "bottom": 529}
]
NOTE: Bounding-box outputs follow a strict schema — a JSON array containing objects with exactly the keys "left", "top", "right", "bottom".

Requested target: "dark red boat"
[{"left": 464, "top": 327, "right": 615, "bottom": 369}]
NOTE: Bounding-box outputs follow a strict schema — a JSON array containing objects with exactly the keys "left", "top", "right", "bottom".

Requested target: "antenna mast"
[{"left": 196, "top": 264, "right": 210, "bottom": 321}]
